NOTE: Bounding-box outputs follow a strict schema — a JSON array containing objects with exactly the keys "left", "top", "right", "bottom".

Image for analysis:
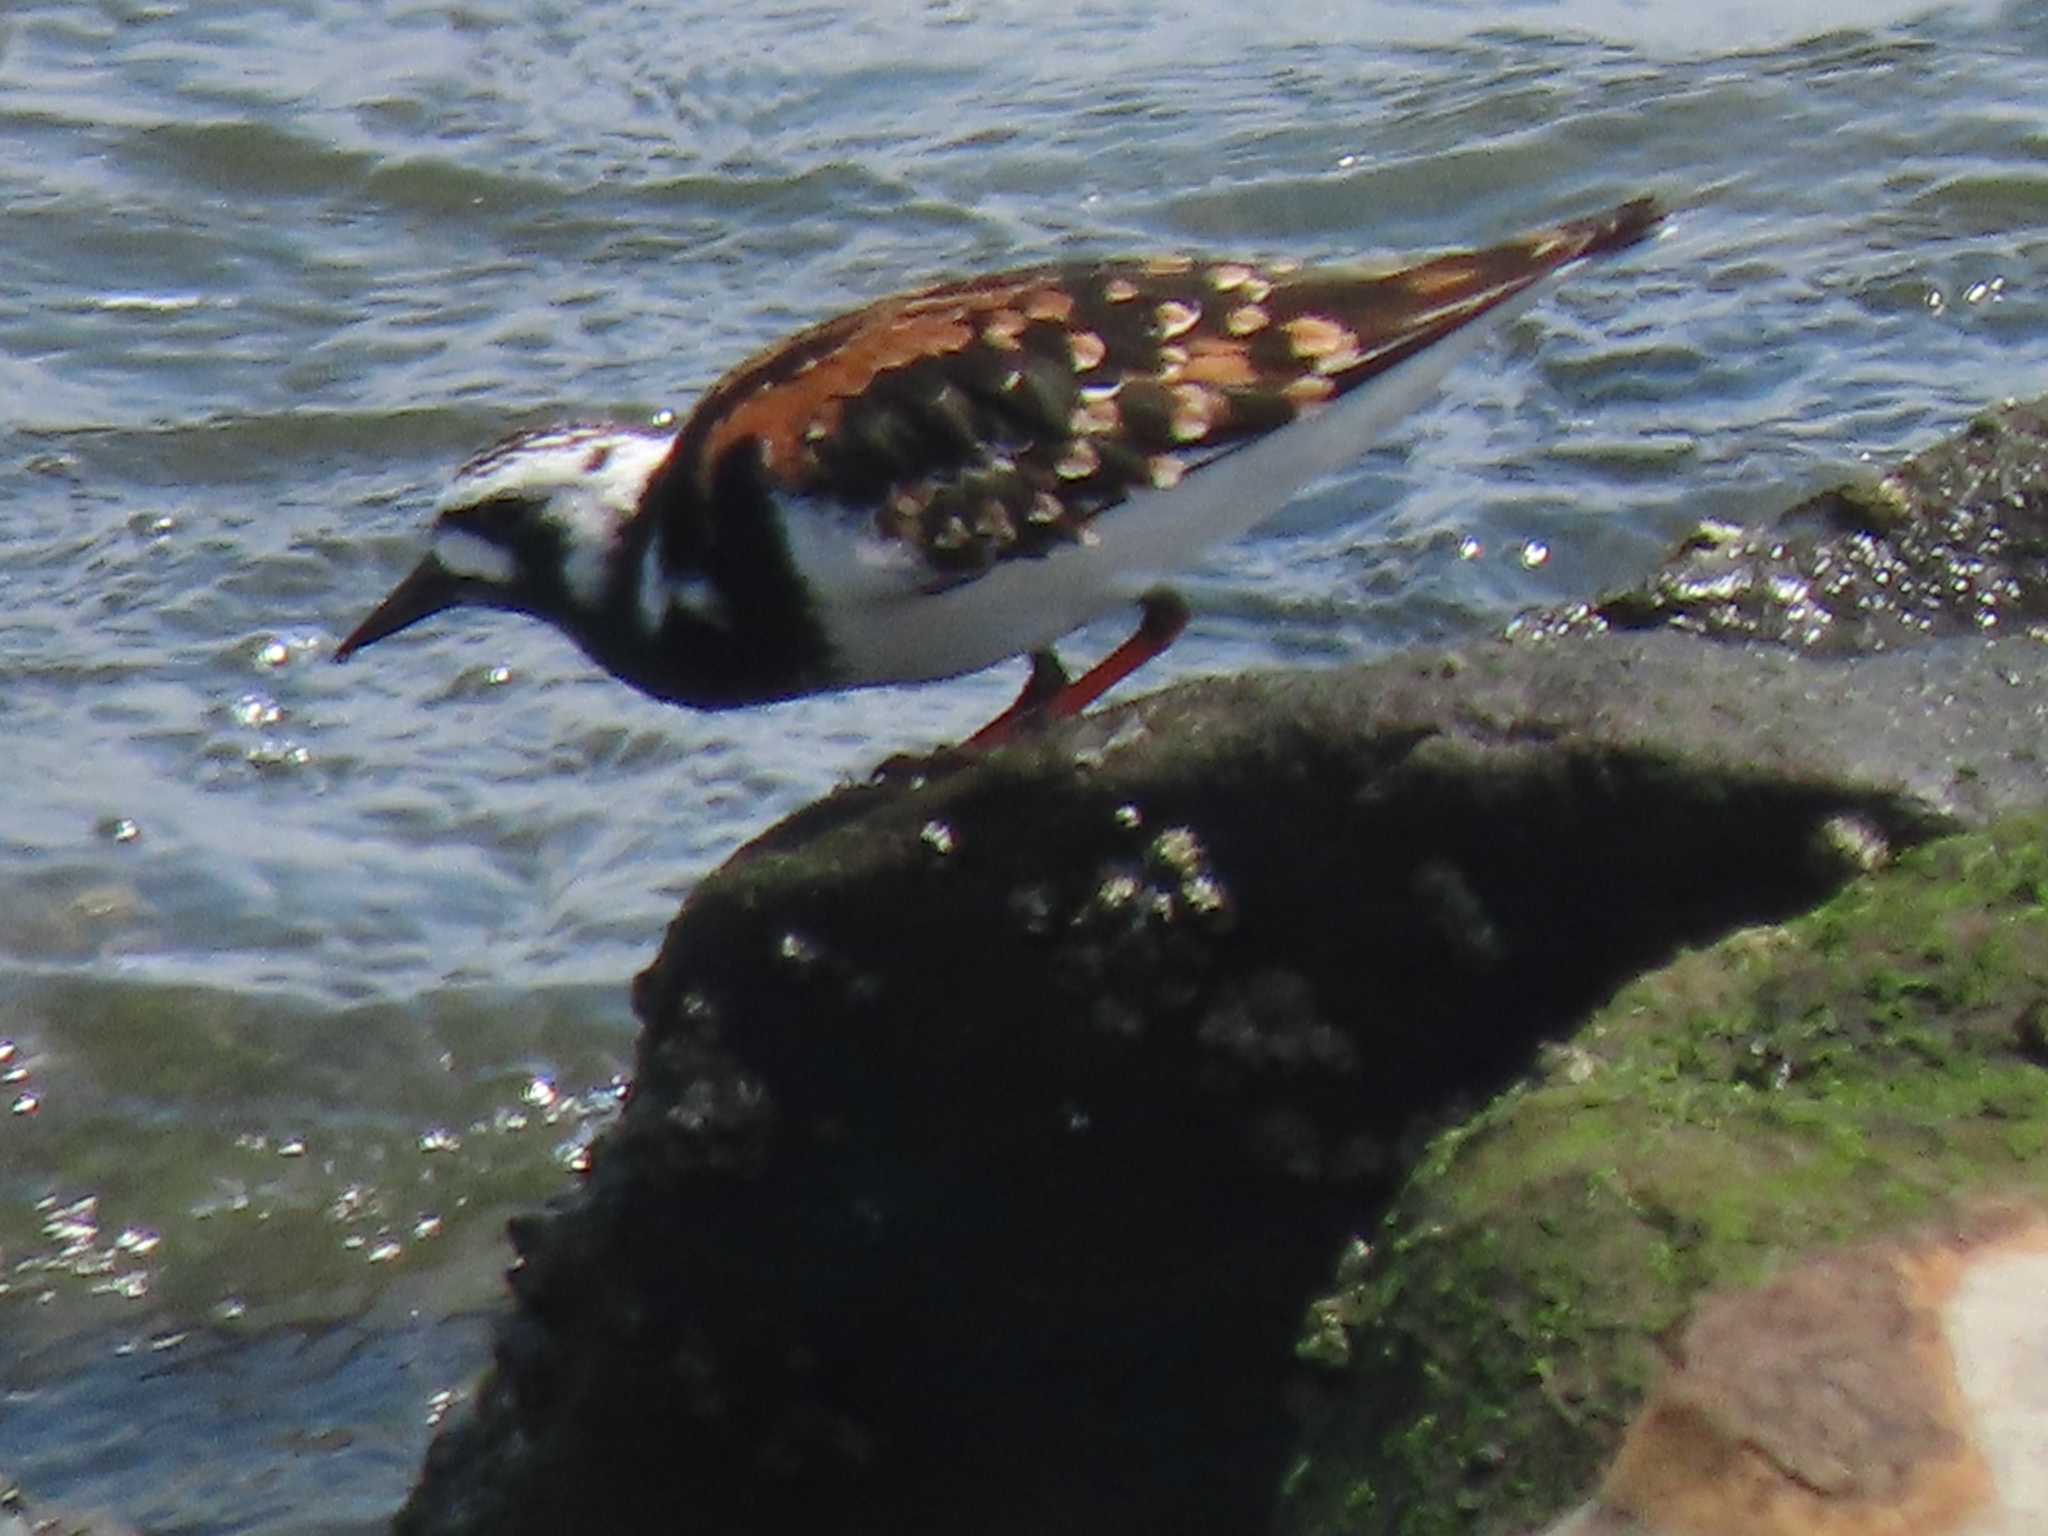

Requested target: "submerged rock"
[{"left": 396, "top": 398, "right": 2048, "bottom": 1535}]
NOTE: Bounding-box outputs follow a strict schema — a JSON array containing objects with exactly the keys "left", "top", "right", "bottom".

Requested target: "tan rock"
[{"left": 1543, "top": 1205, "right": 2048, "bottom": 1536}]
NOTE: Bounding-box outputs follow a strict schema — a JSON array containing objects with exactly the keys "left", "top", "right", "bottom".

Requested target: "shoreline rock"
[
  {"left": 1543, "top": 1202, "right": 2048, "bottom": 1536},
  {"left": 1279, "top": 814, "right": 2048, "bottom": 1533},
  {"left": 1517, "top": 394, "right": 2048, "bottom": 652},
  {"left": 396, "top": 396, "right": 2048, "bottom": 1534}
]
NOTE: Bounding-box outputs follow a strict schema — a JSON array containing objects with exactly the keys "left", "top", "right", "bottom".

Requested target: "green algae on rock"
[{"left": 1278, "top": 815, "right": 2048, "bottom": 1536}]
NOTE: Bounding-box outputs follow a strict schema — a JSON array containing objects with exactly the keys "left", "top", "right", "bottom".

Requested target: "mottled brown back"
[{"left": 670, "top": 197, "right": 1662, "bottom": 583}]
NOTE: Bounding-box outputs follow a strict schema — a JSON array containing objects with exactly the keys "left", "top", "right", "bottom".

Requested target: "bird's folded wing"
[{"left": 666, "top": 197, "right": 1663, "bottom": 585}]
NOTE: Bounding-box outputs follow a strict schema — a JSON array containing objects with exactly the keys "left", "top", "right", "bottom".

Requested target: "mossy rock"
[{"left": 1279, "top": 814, "right": 2048, "bottom": 1535}]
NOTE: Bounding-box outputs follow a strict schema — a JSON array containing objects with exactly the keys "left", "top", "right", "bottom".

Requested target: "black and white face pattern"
[{"left": 427, "top": 424, "right": 678, "bottom": 620}]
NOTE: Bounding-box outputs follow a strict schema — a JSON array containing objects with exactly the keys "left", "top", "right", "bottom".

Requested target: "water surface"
[{"left": 2, "top": 0, "right": 2043, "bottom": 1526}]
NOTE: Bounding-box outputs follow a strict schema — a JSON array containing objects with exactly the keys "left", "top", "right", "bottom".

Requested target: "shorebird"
[{"left": 336, "top": 197, "right": 1662, "bottom": 747}]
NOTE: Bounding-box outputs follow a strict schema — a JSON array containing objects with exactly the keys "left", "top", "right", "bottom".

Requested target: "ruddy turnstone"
[{"left": 336, "top": 196, "right": 1662, "bottom": 746}]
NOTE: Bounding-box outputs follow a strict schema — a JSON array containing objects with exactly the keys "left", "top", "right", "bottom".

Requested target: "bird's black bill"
[{"left": 333, "top": 558, "right": 462, "bottom": 662}]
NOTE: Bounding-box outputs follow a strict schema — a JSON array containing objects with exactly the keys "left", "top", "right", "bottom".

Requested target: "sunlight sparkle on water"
[
  {"left": 251, "top": 630, "right": 324, "bottom": 671},
  {"left": 94, "top": 293, "right": 207, "bottom": 312},
  {"left": 91, "top": 1271, "right": 150, "bottom": 1300},
  {"left": 231, "top": 693, "right": 282, "bottom": 728}
]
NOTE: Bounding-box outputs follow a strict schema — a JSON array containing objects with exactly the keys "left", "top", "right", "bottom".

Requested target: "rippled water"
[{"left": 2, "top": 0, "right": 2044, "bottom": 1527}]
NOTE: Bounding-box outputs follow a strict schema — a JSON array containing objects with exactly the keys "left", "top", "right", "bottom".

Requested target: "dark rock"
[
  {"left": 1517, "top": 395, "right": 2048, "bottom": 652},
  {"left": 394, "top": 628, "right": 2048, "bottom": 1536}
]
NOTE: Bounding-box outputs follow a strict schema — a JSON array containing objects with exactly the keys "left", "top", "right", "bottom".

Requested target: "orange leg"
[
  {"left": 964, "top": 588, "right": 1190, "bottom": 750},
  {"left": 962, "top": 649, "right": 1071, "bottom": 750}
]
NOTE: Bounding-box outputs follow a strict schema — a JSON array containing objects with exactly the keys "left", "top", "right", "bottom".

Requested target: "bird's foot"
[
  {"left": 868, "top": 588, "right": 1190, "bottom": 783},
  {"left": 963, "top": 587, "right": 1189, "bottom": 750}
]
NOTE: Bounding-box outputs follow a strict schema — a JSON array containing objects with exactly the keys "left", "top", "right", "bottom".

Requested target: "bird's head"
[{"left": 334, "top": 423, "right": 678, "bottom": 662}]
